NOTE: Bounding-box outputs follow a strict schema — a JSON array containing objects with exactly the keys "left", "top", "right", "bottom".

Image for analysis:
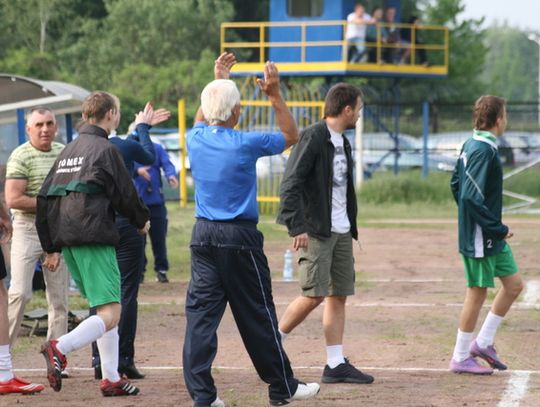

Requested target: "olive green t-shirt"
[{"left": 6, "top": 141, "right": 64, "bottom": 215}]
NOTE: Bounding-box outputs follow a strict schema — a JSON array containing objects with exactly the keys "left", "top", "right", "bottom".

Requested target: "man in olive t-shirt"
[{"left": 5, "top": 107, "right": 69, "bottom": 346}]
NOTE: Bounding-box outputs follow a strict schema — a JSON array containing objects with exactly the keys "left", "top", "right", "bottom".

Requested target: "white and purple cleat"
[
  {"left": 449, "top": 357, "right": 493, "bottom": 375},
  {"left": 469, "top": 340, "right": 508, "bottom": 370}
]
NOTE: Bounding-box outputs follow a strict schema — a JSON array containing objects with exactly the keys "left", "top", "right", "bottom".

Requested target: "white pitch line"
[
  {"left": 363, "top": 279, "right": 461, "bottom": 283},
  {"left": 273, "top": 278, "right": 462, "bottom": 283},
  {"left": 498, "top": 371, "right": 531, "bottom": 407},
  {"left": 522, "top": 280, "right": 540, "bottom": 306},
  {"left": 139, "top": 301, "right": 540, "bottom": 310},
  {"left": 13, "top": 366, "right": 540, "bottom": 375}
]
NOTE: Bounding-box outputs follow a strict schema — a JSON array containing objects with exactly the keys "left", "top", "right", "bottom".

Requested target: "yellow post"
[
  {"left": 376, "top": 24, "right": 382, "bottom": 63},
  {"left": 301, "top": 23, "right": 306, "bottom": 63},
  {"left": 178, "top": 99, "right": 188, "bottom": 208},
  {"left": 411, "top": 25, "right": 416, "bottom": 65},
  {"left": 444, "top": 28, "right": 449, "bottom": 70},
  {"left": 260, "top": 25, "right": 265, "bottom": 63}
]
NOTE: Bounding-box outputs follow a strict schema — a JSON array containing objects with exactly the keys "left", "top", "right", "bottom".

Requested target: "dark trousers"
[
  {"left": 144, "top": 204, "right": 169, "bottom": 272},
  {"left": 183, "top": 219, "right": 298, "bottom": 406},
  {"left": 92, "top": 216, "right": 144, "bottom": 367}
]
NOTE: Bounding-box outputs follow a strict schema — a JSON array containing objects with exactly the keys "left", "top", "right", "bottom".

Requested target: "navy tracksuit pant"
[
  {"left": 92, "top": 215, "right": 144, "bottom": 367},
  {"left": 183, "top": 219, "right": 299, "bottom": 406},
  {"left": 144, "top": 204, "right": 169, "bottom": 272}
]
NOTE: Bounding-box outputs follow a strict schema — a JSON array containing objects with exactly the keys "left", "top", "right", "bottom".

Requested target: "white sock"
[
  {"left": 326, "top": 344, "right": 345, "bottom": 368},
  {"left": 452, "top": 329, "right": 473, "bottom": 362},
  {"left": 0, "top": 345, "right": 13, "bottom": 382},
  {"left": 279, "top": 330, "right": 288, "bottom": 342},
  {"left": 476, "top": 312, "right": 504, "bottom": 348},
  {"left": 97, "top": 327, "right": 121, "bottom": 382},
  {"left": 57, "top": 315, "right": 106, "bottom": 355}
]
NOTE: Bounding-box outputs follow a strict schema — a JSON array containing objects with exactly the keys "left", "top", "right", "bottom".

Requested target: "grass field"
[
  {"left": 11, "top": 211, "right": 540, "bottom": 406},
  {"left": 14, "top": 175, "right": 540, "bottom": 406}
]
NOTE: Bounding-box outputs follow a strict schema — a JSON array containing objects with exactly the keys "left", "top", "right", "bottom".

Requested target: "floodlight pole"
[{"left": 528, "top": 33, "right": 540, "bottom": 128}]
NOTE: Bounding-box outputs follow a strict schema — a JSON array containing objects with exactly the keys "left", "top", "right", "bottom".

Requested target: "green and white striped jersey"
[{"left": 450, "top": 130, "right": 508, "bottom": 258}]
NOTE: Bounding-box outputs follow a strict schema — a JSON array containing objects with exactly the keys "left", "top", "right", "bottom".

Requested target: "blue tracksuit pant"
[
  {"left": 183, "top": 219, "right": 299, "bottom": 406},
  {"left": 144, "top": 204, "right": 169, "bottom": 272}
]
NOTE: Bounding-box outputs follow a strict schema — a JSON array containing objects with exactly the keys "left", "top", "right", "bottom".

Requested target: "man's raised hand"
[
  {"left": 214, "top": 52, "right": 237, "bottom": 80},
  {"left": 135, "top": 102, "right": 155, "bottom": 125},
  {"left": 150, "top": 108, "right": 171, "bottom": 126},
  {"left": 256, "top": 61, "right": 280, "bottom": 98}
]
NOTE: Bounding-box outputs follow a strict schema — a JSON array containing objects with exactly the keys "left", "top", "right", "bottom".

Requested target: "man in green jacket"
[{"left": 449, "top": 95, "right": 524, "bottom": 374}]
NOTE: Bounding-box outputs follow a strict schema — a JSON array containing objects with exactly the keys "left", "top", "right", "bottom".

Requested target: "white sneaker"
[
  {"left": 290, "top": 382, "right": 320, "bottom": 401},
  {"left": 210, "top": 397, "right": 225, "bottom": 407},
  {"left": 270, "top": 382, "right": 320, "bottom": 405}
]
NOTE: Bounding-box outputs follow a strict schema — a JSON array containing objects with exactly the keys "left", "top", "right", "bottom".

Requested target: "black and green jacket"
[
  {"left": 277, "top": 120, "right": 358, "bottom": 240},
  {"left": 36, "top": 124, "right": 149, "bottom": 253},
  {"left": 450, "top": 130, "right": 508, "bottom": 258}
]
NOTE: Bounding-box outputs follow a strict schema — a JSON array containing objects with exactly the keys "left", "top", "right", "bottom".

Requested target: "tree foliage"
[
  {"left": 482, "top": 25, "right": 538, "bottom": 102},
  {"left": 0, "top": 0, "right": 535, "bottom": 128},
  {"left": 407, "top": 0, "right": 488, "bottom": 102}
]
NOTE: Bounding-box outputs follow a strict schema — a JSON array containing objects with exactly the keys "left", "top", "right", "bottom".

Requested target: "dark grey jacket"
[
  {"left": 277, "top": 120, "right": 358, "bottom": 240},
  {"left": 36, "top": 124, "right": 149, "bottom": 253}
]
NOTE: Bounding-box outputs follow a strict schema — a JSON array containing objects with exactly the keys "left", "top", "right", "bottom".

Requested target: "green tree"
[
  {"left": 482, "top": 25, "right": 538, "bottom": 102},
  {"left": 0, "top": 48, "right": 56, "bottom": 78},
  {"left": 420, "top": 0, "right": 487, "bottom": 102},
  {"left": 109, "top": 49, "right": 217, "bottom": 131},
  {"left": 59, "top": 0, "right": 233, "bottom": 89}
]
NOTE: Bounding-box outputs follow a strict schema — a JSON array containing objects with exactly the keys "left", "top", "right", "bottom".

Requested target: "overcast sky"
[{"left": 459, "top": 0, "right": 540, "bottom": 32}]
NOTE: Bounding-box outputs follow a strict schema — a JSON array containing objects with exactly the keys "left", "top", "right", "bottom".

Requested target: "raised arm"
[{"left": 256, "top": 62, "right": 298, "bottom": 149}]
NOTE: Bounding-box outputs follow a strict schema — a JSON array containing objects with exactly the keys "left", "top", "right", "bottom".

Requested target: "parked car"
[
  {"left": 501, "top": 132, "right": 540, "bottom": 165},
  {"left": 429, "top": 131, "right": 540, "bottom": 166},
  {"left": 360, "top": 132, "right": 456, "bottom": 172},
  {"left": 150, "top": 132, "right": 188, "bottom": 170}
]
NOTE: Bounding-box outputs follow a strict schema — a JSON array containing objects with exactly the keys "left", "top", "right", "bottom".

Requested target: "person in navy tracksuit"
[
  {"left": 134, "top": 142, "right": 178, "bottom": 283},
  {"left": 182, "top": 53, "right": 320, "bottom": 407}
]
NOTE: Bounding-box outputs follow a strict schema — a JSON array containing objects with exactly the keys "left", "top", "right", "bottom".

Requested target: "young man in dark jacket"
[
  {"left": 449, "top": 95, "right": 523, "bottom": 374},
  {"left": 36, "top": 91, "right": 151, "bottom": 396},
  {"left": 277, "top": 83, "right": 374, "bottom": 385}
]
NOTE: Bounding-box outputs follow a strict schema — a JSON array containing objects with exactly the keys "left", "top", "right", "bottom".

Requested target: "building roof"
[{"left": 0, "top": 74, "right": 90, "bottom": 124}]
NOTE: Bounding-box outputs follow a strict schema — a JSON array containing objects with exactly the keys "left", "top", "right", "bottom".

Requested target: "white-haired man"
[{"left": 182, "top": 53, "right": 320, "bottom": 407}]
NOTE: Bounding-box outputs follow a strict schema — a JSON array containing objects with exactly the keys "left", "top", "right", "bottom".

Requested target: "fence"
[
  {"left": 220, "top": 20, "right": 449, "bottom": 77},
  {"left": 179, "top": 94, "right": 540, "bottom": 214},
  {"left": 238, "top": 99, "right": 325, "bottom": 214}
]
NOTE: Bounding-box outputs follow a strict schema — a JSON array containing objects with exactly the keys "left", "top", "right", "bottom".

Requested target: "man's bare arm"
[
  {"left": 5, "top": 179, "right": 36, "bottom": 212},
  {"left": 257, "top": 62, "right": 298, "bottom": 149}
]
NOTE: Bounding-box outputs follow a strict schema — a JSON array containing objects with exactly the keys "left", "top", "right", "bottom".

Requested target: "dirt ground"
[{"left": 4, "top": 220, "right": 540, "bottom": 406}]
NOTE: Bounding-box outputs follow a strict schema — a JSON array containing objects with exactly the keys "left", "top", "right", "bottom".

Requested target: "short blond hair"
[{"left": 82, "top": 91, "right": 119, "bottom": 122}]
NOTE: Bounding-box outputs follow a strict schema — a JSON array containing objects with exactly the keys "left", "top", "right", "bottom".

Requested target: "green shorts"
[
  {"left": 298, "top": 232, "right": 355, "bottom": 297},
  {"left": 62, "top": 245, "right": 121, "bottom": 307},
  {"left": 461, "top": 244, "right": 518, "bottom": 288}
]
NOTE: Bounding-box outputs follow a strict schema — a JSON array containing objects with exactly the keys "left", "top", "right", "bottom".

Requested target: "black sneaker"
[
  {"left": 321, "top": 358, "right": 374, "bottom": 384},
  {"left": 156, "top": 271, "right": 169, "bottom": 283}
]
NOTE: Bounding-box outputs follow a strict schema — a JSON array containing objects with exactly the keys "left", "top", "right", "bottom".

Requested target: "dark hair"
[
  {"left": 324, "top": 83, "right": 362, "bottom": 118},
  {"left": 82, "top": 91, "right": 118, "bottom": 122},
  {"left": 473, "top": 95, "right": 506, "bottom": 130}
]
